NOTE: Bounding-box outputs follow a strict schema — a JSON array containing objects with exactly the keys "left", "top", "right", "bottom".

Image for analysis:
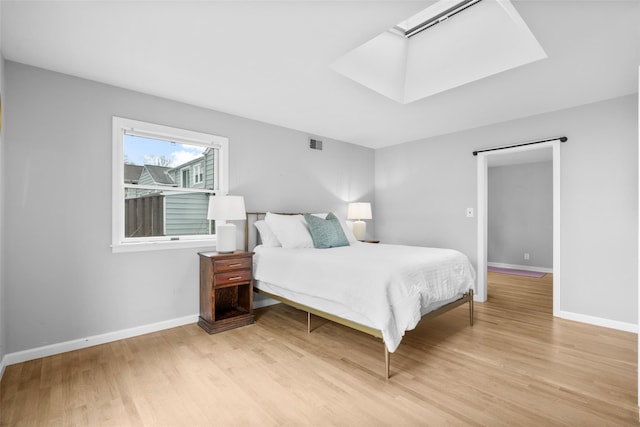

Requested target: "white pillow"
[
  {"left": 265, "top": 212, "right": 314, "bottom": 249},
  {"left": 254, "top": 220, "right": 281, "bottom": 247}
]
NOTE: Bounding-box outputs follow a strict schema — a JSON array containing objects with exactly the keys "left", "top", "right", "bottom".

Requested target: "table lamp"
[
  {"left": 347, "top": 202, "right": 372, "bottom": 241},
  {"left": 207, "top": 195, "right": 246, "bottom": 253}
]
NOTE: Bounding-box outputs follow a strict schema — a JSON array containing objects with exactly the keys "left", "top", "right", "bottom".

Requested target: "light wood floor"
[{"left": 1, "top": 273, "right": 637, "bottom": 426}]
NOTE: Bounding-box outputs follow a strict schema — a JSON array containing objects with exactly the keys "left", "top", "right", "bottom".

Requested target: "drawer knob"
[
  {"left": 228, "top": 276, "right": 242, "bottom": 281},
  {"left": 227, "top": 263, "right": 243, "bottom": 268}
]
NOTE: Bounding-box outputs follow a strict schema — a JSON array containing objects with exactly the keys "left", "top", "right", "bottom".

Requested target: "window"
[
  {"left": 193, "top": 163, "right": 203, "bottom": 185},
  {"left": 112, "top": 117, "right": 229, "bottom": 252},
  {"left": 182, "top": 169, "right": 191, "bottom": 188}
]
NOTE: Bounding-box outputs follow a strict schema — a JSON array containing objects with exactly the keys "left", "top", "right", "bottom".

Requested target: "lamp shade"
[
  {"left": 347, "top": 202, "right": 372, "bottom": 220},
  {"left": 207, "top": 195, "right": 246, "bottom": 221}
]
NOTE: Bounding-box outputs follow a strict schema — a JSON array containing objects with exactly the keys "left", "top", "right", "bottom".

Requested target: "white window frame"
[
  {"left": 193, "top": 163, "right": 203, "bottom": 185},
  {"left": 112, "top": 116, "right": 229, "bottom": 252}
]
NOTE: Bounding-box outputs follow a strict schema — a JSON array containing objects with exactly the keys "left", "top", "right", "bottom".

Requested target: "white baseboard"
[
  {"left": 3, "top": 314, "right": 199, "bottom": 367},
  {"left": 487, "top": 262, "right": 553, "bottom": 273},
  {"left": 2, "top": 298, "right": 281, "bottom": 370},
  {"left": 486, "top": 263, "right": 635, "bottom": 333},
  {"left": 558, "top": 310, "right": 637, "bottom": 333},
  {"left": 2, "top": 304, "right": 634, "bottom": 380}
]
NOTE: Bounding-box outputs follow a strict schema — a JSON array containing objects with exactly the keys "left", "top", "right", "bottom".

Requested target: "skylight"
[
  {"left": 331, "top": 0, "right": 547, "bottom": 104},
  {"left": 393, "top": 0, "right": 483, "bottom": 38}
]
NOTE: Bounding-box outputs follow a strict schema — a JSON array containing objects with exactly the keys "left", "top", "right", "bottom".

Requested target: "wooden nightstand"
[{"left": 197, "top": 251, "right": 255, "bottom": 334}]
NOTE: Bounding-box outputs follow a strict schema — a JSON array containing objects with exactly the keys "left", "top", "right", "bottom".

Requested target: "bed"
[{"left": 245, "top": 212, "right": 476, "bottom": 378}]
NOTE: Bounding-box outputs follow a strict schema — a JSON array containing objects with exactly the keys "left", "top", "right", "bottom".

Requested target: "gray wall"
[
  {"left": 3, "top": 61, "right": 374, "bottom": 354},
  {"left": 0, "top": 53, "right": 5, "bottom": 366},
  {"left": 488, "top": 162, "right": 553, "bottom": 269},
  {"left": 375, "top": 95, "right": 638, "bottom": 325},
  {"left": 2, "top": 59, "right": 637, "bottom": 357}
]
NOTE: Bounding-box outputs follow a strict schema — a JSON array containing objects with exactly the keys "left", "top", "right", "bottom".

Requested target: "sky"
[{"left": 124, "top": 135, "right": 206, "bottom": 168}]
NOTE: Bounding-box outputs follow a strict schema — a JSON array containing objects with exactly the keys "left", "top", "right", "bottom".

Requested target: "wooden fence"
[{"left": 125, "top": 193, "right": 164, "bottom": 237}]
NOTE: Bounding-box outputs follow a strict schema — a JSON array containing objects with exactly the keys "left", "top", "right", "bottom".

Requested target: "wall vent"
[{"left": 309, "top": 138, "right": 323, "bottom": 151}]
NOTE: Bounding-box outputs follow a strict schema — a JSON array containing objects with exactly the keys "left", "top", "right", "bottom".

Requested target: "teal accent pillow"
[{"left": 304, "top": 212, "right": 350, "bottom": 249}]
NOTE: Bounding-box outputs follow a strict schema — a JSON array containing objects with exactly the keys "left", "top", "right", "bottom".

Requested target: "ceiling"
[{"left": 2, "top": 1, "right": 639, "bottom": 149}]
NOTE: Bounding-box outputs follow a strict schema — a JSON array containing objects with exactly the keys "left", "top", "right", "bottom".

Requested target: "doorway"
[{"left": 476, "top": 140, "right": 561, "bottom": 316}]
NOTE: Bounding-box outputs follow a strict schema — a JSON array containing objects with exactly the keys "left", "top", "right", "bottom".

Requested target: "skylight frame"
[{"left": 331, "top": 0, "right": 547, "bottom": 104}]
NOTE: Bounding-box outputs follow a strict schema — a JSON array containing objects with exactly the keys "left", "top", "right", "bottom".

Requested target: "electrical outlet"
[
  {"left": 466, "top": 208, "right": 474, "bottom": 218},
  {"left": 524, "top": 253, "right": 530, "bottom": 260}
]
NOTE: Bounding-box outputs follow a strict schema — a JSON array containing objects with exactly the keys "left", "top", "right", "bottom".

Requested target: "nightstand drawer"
[
  {"left": 214, "top": 257, "right": 252, "bottom": 272},
  {"left": 215, "top": 270, "right": 252, "bottom": 287}
]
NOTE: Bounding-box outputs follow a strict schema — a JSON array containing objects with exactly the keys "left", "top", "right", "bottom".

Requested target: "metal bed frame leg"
[
  {"left": 384, "top": 345, "right": 390, "bottom": 380},
  {"left": 307, "top": 312, "right": 312, "bottom": 333},
  {"left": 469, "top": 289, "right": 474, "bottom": 327}
]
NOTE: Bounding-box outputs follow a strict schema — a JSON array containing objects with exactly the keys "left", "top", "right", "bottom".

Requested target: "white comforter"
[{"left": 253, "top": 242, "right": 475, "bottom": 352}]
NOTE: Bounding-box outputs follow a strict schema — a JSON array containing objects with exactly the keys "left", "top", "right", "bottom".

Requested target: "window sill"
[{"left": 111, "top": 238, "right": 219, "bottom": 253}]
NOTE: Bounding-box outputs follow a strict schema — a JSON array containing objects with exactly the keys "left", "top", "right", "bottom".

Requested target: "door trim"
[{"left": 476, "top": 140, "right": 560, "bottom": 317}]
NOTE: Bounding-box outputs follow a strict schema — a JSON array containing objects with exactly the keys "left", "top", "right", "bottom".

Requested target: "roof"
[
  {"left": 143, "top": 165, "right": 175, "bottom": 186},
  {"left": 124, "top": 164, "right": 144, "bottom": 184}
]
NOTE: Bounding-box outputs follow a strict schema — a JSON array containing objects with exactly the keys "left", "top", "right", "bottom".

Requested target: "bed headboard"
[{"left": 244, "top": 212, "right": 266, "bottom": 252}]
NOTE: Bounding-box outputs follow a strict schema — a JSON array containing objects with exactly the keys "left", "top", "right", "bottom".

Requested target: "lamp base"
[
  {"left": 352, "top": 220, "right": 366, "bottom": 241},
  {"left": 216, "top": 223, "right": 237, "bottom": 253}
]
